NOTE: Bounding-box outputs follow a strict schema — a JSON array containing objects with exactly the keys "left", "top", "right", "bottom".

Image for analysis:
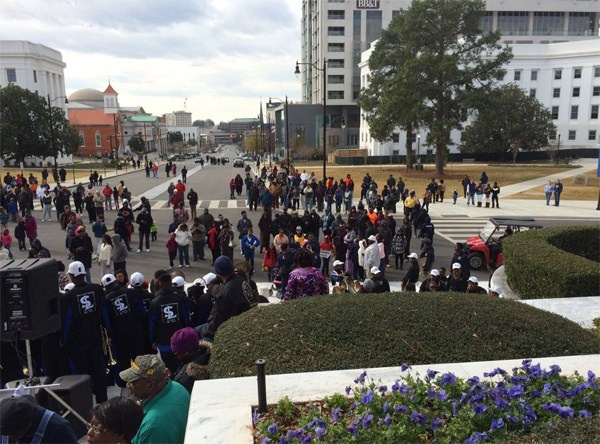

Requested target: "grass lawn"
[
  {"left": 506, "top": 170, "right": 600, "bottom": 201},
  {"left": 294, "top": 163, "right": 576, "bottom": 197}
]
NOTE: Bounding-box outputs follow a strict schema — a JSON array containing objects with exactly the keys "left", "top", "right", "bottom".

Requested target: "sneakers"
[
  {"left": 178, "top": 264, "right": 183, "bottom": 268},
  {"left": 185, "top": 264, "right": 190, "bottom": 268},
  {"left": 146, "top": 249, "right": 150, "bottom": 252},
  {"left": 137, "top": 249, "right": 142, "bottom": 253}
]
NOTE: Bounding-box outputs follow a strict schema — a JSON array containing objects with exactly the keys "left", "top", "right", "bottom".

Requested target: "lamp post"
[
  {"left": 556, "top": 133, "right": 561, "bottom": 165},
  {"left": 269, "top": 96, "right": 289, "bottom": 168},
  {"left": 296, "top": 58, "right": 327, "bottom": 182},
  {"left": 417, "top": 134, "right": 421, "bottom": 165}
]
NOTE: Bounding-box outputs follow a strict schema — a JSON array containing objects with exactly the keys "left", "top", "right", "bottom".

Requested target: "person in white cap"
[
  {"left": 488, "top": 285, "right": 502, "bottom": 298},
  {"left": 364, "top": 235, "right": 380, "bottom": 279},
  {"left": 401, "top": 253, "right": 420, "bottom": 291},
  {"left": 172, "top": 276, "right": 187, "bottom": 295},
  {"left": 447, "top": 262, "right": 468, "bottom": 292},
  {"left": 371, "top": 266, "right": 390, "bottom": 293},
  {"left": 420, "top": 269, "right": 446, "bottom": 292},
  {"left": 467, "top": 276, "right": 487, "bottom": 294},
  {"left": 330, "top": 259, "right": 348, "bottom": 286},
  {"left": 127, "top": 272, "right": 152, "bottom": 316},
  {"left": 62, "top": 261, "right": 107, "bottom": 404},
  {"left": 102, "top": 273, "right": 148, "bottom": 386}
]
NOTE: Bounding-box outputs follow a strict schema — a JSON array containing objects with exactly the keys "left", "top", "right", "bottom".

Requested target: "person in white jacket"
[
  {"left": 363, "top": 235, "right": 380, "bottom": 279},
  {"left": 175, "top": 223, "right": 192, "bottom": 268},
  {"left": 98, "top": 234, "right": 113, "bottom": 276},
  {"left": 357, "top": 238, "right": 367, "bottom": 279}
]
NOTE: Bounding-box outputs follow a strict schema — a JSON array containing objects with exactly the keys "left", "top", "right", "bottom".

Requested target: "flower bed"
[{"left": 254, "top": 361, "right": 599, "bottom": 443}]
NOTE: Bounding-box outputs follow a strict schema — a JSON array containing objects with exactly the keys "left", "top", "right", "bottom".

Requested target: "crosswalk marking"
[{"left": 430, "top": 217, "right": 488, "bottom": 244}]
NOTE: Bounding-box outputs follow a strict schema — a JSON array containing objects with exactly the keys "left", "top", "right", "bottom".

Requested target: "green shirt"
[{"left": 132, "top": 380, "right": 191, "bottom": 444}]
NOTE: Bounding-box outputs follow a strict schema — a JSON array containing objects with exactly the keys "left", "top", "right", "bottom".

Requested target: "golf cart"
[{"left": 466, "top": 217, "right": 543, "bottom": 270}]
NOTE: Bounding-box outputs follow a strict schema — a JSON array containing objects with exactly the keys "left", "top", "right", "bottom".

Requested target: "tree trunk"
[
  {"left": 435, "top": 140, "right": 445, "bottom": 176},
  {"left": 405, "top": 123, "right": 414, "bottom": 170}
]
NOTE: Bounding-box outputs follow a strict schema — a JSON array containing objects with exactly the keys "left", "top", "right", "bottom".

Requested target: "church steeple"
[{"left": 103, "top": 82, "right": 119, "bottom": 113}]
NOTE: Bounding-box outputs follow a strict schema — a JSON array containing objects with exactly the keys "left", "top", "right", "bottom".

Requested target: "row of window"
[
  {"left": 515, "top": 66, "right": 600, "bottom": 82},
  {"left": 542, "top": 86, "right": 600, "bottom": 98},
  {"left": 550, "top": 130, "right": 598, "bottom": 141},
  {"left": 551, "top": 105, "right": 599, "bottom": 120},
  {"left": 492, "top": 11, "right": 596, "bottom": 36},
  {"left": 79, "top": 131, "right": 102, "bottom": 147}
]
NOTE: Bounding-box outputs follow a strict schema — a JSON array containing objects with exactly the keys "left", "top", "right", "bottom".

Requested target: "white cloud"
[{"left": 0, "top": 0, "right": 302, "bottom": 122}]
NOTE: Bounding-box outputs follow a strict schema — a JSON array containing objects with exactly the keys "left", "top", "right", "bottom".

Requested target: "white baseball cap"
[
  {"left": 122, "top": 198, "right": 128, "bottom": 203},
  {"left": 407, "top": 252, "right": 418, "bottom": 259},
  {"left": 193, "top": 278, "right": 206, "bottom": 287},
  {"left": 452, "top": 263, "right": 462, "bottom": 270},
  {"left": 101, "top": 274, "right": 116, "bottom": 287},
  {"left": 67, "top": 261, "right": 86, "bottom": 276},
  {"left": 468, "top": 276, "right": 479, "bottom": 284},
  {"left": 370, "top": 266, "right": 381, "bottom": 274},
  {"left": 203, "top": 272, "right": 217, "bottom": 285},
  {"left": 130, "top": 272, "right": 145, "bottom": 287},
  {"left": 368, "top": 235, "right": 377, "bottom": 242},
  {"left": 430, "top": 269, "right": 440, "bottom": 276},
  {"left": 333, "top": 260, "right": 344, "bottom": 267},
  {"left": 172, "top": 276, "right": 186, "bottom": 288}
]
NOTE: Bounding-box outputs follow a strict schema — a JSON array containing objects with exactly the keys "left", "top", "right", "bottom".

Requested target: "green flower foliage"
[
  {"left": 209, "top": 293, "right": 600, "bottom": 379},
  {"left": 503, "top": 225, "right": 600, "bottom": 299}
]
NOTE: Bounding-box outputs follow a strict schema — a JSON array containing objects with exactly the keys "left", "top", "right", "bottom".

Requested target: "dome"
[{"left": 68, "top": 88, "right": 104, "bottom": 103}]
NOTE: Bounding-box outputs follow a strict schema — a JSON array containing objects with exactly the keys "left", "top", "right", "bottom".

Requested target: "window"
[
  {"left": 530, "top": 70, "right": 538, "bottom": 81},
  {"left": 328, "top": 91, "right": 344, "bottom": 100},
  {"left": 78, "top": 132, "right": 85, "bottom": 146},
  {"left": 328, "top": 10, "right": 344, "bottom": 20},
  {"left": 568, "top": 130, "right": 576, "bottom": 141},
  {"left": 328, "top": 59, "right": 344, "bottom": 68},
  {"left": 554, "top": 69, "right": 562, "bottom": 80},
  {"left": 533, "top": 11, "right": 564, "bottom": 36},
  {"left": 514, "top": 70, "right": 521, "bottom": 81},
  {"left": 33, "top": 70, "right": 37, "bottom": 83},
  {"left": 553, "top": 88, "right": 560, "bottom": 98},
  {"left": 589, "top": 130, "right": 597, "bottom": 141},
  {"left": 592, "top": 105, "right": 599, "bottom": 119},
  {"left": 551, "top": 106, "right": 559, "bottom": 120},
  {"left": 479, "top": 12, "right": 493, "bottom": 34},
  {"left": 497, "top": 11, "right": 529, "bottom": 35},
  {"left": 366, "top": 10, "right": 383, "bottom": 48},
  {"left": 529, "top": 88, "right": 536, "bottom": 98},
  {"left": 568, "top": 12, "right": 596, "bottom": 36},
  {"left": 570, "top": 106, "right": 578, "bottom": 119},
  {"left": 327, "top": 42, "right": 344, "bottom": 52},
  {"left": 328, "top": 26, "right": 345, "bottom": 36},
  {"left": 95, "top": 131, "right": 101, "bottom": 147},
  {"left": 573, "top": 68, "right": 582, "bottom": 79},
  {"left": 392, "top": 133, "right": 400, "bottom": 143},
  {"left": 6, "top": 68, "right": 16, "bottom": 83},
  {"left": 595, "top": 67, "right": 600, "bottom": 78},
  {"left": 328, "top": 75, "right": 344, "bottom": 84},
  {"left": 594, "top": 87, "right": 600, "bottom": 97},
  {"left": 573, "top": 87, "right": 580, "bottom": 97},
  {"left": 549, "top": 130, "right": 557, "bottom": 140}
]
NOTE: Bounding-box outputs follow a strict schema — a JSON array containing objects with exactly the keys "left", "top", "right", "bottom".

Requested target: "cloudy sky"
[{"left": 0, "top": 0, "right": 302, "bottom": 123}]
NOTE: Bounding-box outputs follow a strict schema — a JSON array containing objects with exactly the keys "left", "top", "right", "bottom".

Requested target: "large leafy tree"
[
  {"left": 461, "top": 84, "right": 556, "bottom": 163},
  {"left": 0, "top": 84, "right": 78, "bottom": 165},
  {"left": 127, "top": 134, "right": 145, "bottom": 154},
  {"left": 359, "top": 0, "right": 512, "bottom": 175}
]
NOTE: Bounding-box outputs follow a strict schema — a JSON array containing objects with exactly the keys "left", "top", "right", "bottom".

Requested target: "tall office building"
[{"left": 300, "top": 0, "right": 599, "bottom": 152}]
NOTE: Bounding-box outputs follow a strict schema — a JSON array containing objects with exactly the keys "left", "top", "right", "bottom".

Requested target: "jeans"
[
  {"left": 42, "top": 204, "right": 52, "bottom": 221},
  {"left": 178, "top": 244, "right": 190, "bottom": 266},
  {"left": 193, "top": 240, "right": 205, "bottom": 260},
  {"left": 139, "top": 231, "right": 150, "bottom": 250},
  {"left": 545, "top": 192, "right": 552, "bottom": 205},
  {"left": 554, "top": 192, "right": 561, "bottom": 206},
  {"left": 244, "top": 252, "right": 255, "bottom": 267},
  {"left": 467, "top": 193, "right": 475, "bottom": 206}
]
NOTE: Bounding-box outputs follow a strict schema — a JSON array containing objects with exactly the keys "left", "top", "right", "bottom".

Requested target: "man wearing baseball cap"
[
  {"left": 420, "top": 269, "right": 446, "bottom": 292},
  {"left": 62, "top": 261, "right": 108, "bottom": 403},
  {"left": 467, "top": 276, "right": 487, "bottom": 294},
  {"left": 102, "top": 273, "right": 148, "bottom": 386},
  {"left": 447, "top": 262, "right": 468, "bottom": 292},
  {"left": 363, "top": 235, "right": 380, "bottom": 279},
  {"left": 371, "top": 266, "right": 390, "bottom": 293},
  {"left": 401, "top": 253, "right": 420, "bottom": 291},
  {"left": 120, "top": 355, "right": 190, "bottom": 444}
]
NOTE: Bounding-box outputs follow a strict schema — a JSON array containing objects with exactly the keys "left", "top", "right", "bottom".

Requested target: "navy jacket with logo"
[
  {"left": 62, "top": 283, "right": 106, "bottom": 352},
  {"left": 148, "top": 289, "right": 190, "bottom": 352}
]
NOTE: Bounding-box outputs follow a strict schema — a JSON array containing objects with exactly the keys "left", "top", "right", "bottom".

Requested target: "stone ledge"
[{"left": 184, "top": 354, "right": 600, "bottom": 444}]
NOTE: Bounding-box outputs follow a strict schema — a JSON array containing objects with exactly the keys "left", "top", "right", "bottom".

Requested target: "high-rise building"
[{"left": 300, "top": 0, "right": 599, "bottom": 152}]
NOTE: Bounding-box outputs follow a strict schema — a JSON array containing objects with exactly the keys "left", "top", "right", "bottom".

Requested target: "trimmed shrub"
[
  {"left": 209, "top": 293, "right": 600, "bottom": 379},
  {"left": 503, "top": 225, "right": 600, "bottom": 299}
]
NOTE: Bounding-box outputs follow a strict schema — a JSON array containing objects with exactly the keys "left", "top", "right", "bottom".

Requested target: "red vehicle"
[{"left": 466, "top": 218, "right": 542, "bottom": 270}]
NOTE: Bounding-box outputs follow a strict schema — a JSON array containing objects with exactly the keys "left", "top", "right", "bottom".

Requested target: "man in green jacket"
[{"left": 120, "top": 355, "right": 190, "bottom": 444}]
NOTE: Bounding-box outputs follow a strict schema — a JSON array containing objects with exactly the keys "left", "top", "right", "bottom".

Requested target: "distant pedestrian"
[
  {"left": 553, "top": 179, "right": 563, "bottom": 207},
  {"left": 98, "top": 234, "right": 113, "bottom": 276},
  {"left": 452, "top": 189, "right": 459, "bottom": 205},
  {"left": 491, "top": 182, "right": 500, "bottom": 208},
  {"left": 543, "top": 180, "right": 553, "bottom": 206},
  {"left": 166, "top": 232, "right": 178, "bottom": 268},
  {"left": 181, "top": 165, "right": 187, "bottom": 183}
]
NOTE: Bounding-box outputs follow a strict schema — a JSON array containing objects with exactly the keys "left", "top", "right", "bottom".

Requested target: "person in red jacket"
[{"left": 262, "top": 243, "right": 278, "bottom": 282}]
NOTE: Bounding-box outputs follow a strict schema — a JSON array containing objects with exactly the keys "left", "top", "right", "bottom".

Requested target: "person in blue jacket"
[{"left": 241, "top": 227, "right": 260, "bottom": 267}]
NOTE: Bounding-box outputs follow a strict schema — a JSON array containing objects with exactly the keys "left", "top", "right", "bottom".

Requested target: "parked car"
[
  {"left": 233, "top": 158, "right": 244, "bottom": 168},
  {"left": 221, "top": 156, "right": 230, "bottom": 163},
  {"left": 466, "top": 217, "right": 542, "bottom": 270},
  {"left": 194, "top": 156, "right": 203, "bottom": 163}
]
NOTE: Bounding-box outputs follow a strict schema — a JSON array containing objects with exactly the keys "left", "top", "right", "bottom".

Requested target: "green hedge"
[
  {"left": 503, "top": 225, "right": 600, "bottom": 299},
  {"left": 208, "top": 293, "right": 600, "bottom": 378}
]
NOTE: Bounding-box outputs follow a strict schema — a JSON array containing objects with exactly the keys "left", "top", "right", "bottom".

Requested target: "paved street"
[{"left": 4, "top": 147, "right": 598, "bottom": 287}]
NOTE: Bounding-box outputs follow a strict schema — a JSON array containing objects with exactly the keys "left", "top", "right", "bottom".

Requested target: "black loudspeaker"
[
  {"left": 41, "top": 375, "right": 93, "bottom": 439},
  {"left": 0, "top": 259, "right": 61, "bottom": 341}
]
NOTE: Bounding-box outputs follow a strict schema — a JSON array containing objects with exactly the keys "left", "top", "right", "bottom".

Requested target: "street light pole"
[
  {"left": 556, "top": 133, "right": 561, "bottom": 165},
  {"left": 296, "top": 58, "right": 328, "bottom": 183}
]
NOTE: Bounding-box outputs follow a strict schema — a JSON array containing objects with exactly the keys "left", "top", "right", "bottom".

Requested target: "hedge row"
[
  {"left": 503, "top": 225, "right": 600, "bottom": 299},
  {"left": 208, "top": 292, "right": 600, "bottom": 379}
]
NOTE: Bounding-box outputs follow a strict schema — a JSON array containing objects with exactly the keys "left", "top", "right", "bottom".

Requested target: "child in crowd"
[
  {"left": 14, "top": 221, "right": 26, "bottom": 251},
  {"left": 166, "top": 232, "right": 177, "bottom": 268},
  {"left": 150, "top": 222, "right": 158, "bottom": 241},
  {"left": 1, "top": 228, "right": 13, "bottom": 258},
  {"left": 452, "top": 189, "right": 459, "bottom": 205}
]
